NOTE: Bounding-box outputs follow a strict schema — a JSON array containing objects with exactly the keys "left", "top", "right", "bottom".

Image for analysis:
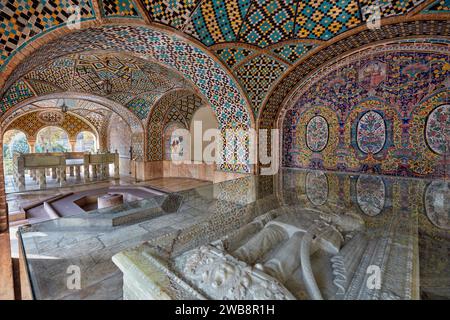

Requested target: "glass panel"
[{"left": 18, "top": 169, "right": 450, "bottom": 300}]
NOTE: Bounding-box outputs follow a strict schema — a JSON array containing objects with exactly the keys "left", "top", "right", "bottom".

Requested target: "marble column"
[
  {"left": 75, "top": 166, "right": 81, "bottom": 180},
  {"left": 69, "top": 140, "right": 76, "bottom": 152},
  {"left": 38, "top": 169, "right": 46, "bottom": 189}
]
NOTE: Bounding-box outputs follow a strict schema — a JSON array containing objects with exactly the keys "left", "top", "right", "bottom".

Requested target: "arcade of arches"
[{"left": 0, "top": 0, "right": 449, "bottom": 301}]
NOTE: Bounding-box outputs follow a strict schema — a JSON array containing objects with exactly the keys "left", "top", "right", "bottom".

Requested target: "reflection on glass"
[
  {"left": 17, "top": 169, "right": 450, "bottom": 300},
  {"left": 356, "top": 175, "right": 386, "bottom": 216},
  {"left": 425, "top": 181, "right": 450, "bottom": 230},
  {"left": 305, "top": 171, "right": 328, "bottom": 206}
]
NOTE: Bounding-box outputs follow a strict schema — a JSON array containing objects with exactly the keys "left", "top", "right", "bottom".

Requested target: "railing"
[{"left": 12, "top": 151, "right": 119, "bottom": 190}]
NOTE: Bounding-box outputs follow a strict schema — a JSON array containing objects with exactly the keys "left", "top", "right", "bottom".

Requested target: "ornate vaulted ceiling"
[
  {"left": 20, "top": 52, "right": 192, "bottom": 120},
  {"left": 0, "top": 0, "right": 449, "bottom": 126}
]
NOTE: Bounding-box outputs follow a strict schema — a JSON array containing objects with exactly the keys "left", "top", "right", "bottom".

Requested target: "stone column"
[
  {"left": 69, "top": 140, "right": 76, "bottom": 152},
  {"left": 28, "top": 140, "right": 36, "bottom": 153},
  {"left": 75, "top": 166, "right": 81, "bottom": 180},
  {"left": 59, "top": 164, "right": 67, "bottom": 186},
  {"left": 92, "top": 164, "right": 98, "bottom": 180},
  {"left": 83, "top": 153, "right": 90, "bottom": 182},
  {"left": 38, "top": 169, "right": 46, "bottom": 189},
  {"left": 17, "top": 156, "right": 25, "bottom": 191},
  {"left": 114, "top": 150, "right": 120, "bottom": 179}
]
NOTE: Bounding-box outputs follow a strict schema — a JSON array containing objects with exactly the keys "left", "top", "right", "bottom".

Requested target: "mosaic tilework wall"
[
  {"left": 1, "top": 25, "right": 252, "bottom": 130},
  {"left": 422, "top": 0, "right": 450, "bottom": 13},
  {"left": 0, "top": 0, "right": 96, "bottom": 68},
  {"left": 0, "top": 25, "right": 252, "bottom": 172},
  {"left": 283, "top": 46, "right": 450, "bottom": 179},
  {"left": 271, "top": 43, "right": 317, "bottom": 64},
  {"left": 235, "top": 54, "right": 288, "bottom": 114},
  {"left": 294, "top": 0, "right": 361, "bottom": 40},
  {"left": 187, "top": 0, "right": 253, "bottom": 46},
  {"left": 146, "top": 90, "right": 199, "bottom": 161},
  {"left": 238, "top": 0, "right": 298, "bottom": 48},
  {"left": 360, "top": 0, "right": 425, "bottom": 20},
  {"left": 5, "top": 111, "right": 94, "bottom": 141},
  {"left": 99, "top": 0, "right": 141, "bottom": 18},
  {"left": 215, "top": 47, "right": 255, "bottom": 69},
  {"left": 0, "top": 0, "right": 432, "bottom": 76},
  {"left": 259, "top": 21, "right": 450, "bottom": 133},
  {"left": 142, "top": 0, "right": 199, "bottom": 28},
  {"left": 0, "top": 80, "right": 33, "bottom": 113}
]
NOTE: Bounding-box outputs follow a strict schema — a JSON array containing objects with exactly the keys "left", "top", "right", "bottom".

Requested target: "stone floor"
[
  {"left": 6, "top": 176, "right": 211, "bottom": 217},
  {"left": 7, "top": 175, "right": 212, "bottom": 301}
]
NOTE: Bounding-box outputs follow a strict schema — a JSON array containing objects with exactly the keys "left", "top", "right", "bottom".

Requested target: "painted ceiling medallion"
[
  {"left": 425, "top": 105, "right": 450, "bottom": 155},
  {"left": 306, "top": 115, "right": 329, "bottom": 152},
  {"left": 37, "top": 110, "right": 65, "bottom": 125},
  {"left": 356, "top": 175, "right": 386, "bottom": 216},
  {"left": 357, "top": 111, "right": 386, "bottom": 154}
]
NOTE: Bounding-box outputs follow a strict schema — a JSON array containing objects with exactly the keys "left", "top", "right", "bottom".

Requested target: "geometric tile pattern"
[
  {"left": 5, "top": 111, "right": 94, "bottom": 141},
  {"left": 100, "top": 0, "right": 141, "bottom": 18},
  {"left": 166, "top": 107, "right": 187, "bottom": 126},
  {"left": 142, "top": 0, "right": 199, "bottom": 28},
  {"left": 0, "top": 0, "right": 95, "bottom": 69},
  {"left": 0, "top": 23, "right": 252, "bottom": 172},
  {"left": 0, "top": 80, "right": 34, "bottom": 113},
  {"left": 0, "top": 0, "right": 431, "bottom": 71},
  {"left": 360, "top": 0, "right": 425, "bottom": 20},
  {"left": 19, "top": 53, "right": 188, "bottom": 121},
  {"left": 187, "top": 0, "right": 253, "bottom": 46},
  {"left": 2, "top": 25, "right": 253, "bottom": 135},
  {"left": 238, "top": 0, "right": 298, "bottom": 48},
  {"left": 147, "top": 90, "right": 194, "bottom": 161},
  {"left": 421, "top": 0, "right": 450, "bottom": 13},
  {"left": 126, "top": 93, "right": 158, "bottom": 120},
  {"left": 165, "top": 94, "right": 204, "bottom": 126},
  {"left": 215, "top": 47, "right": 255, "bottom": 69},
  {"left": 271, "top": 42, "right": 317, "bottom": 64},
  {"left": 235, "top": 54, "right": 287, "bottom": 114},
  {"left": 294, "top": 0, "right": 361, "bottom": 40}
]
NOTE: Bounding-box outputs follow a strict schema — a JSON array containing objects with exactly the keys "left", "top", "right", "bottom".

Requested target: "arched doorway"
[
  {"left": 35, "top": 127, "right": 70, "bottom": 153},
  {"left": 75, "top": 131, "right": 97, "bottom": 153},
  {"left": 2, "top": 130, "right": 29, "bottom": 176}
]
